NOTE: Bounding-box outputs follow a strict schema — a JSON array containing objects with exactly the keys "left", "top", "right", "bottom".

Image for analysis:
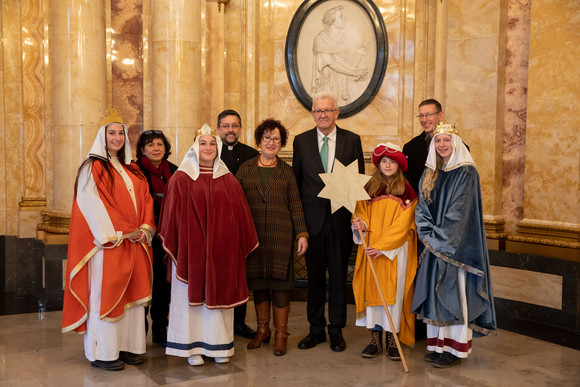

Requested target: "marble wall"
[{"left": 0, "top": 0, "right": 578, "bottom": 251}]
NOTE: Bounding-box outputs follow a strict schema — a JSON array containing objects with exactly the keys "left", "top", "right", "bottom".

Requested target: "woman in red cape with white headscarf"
[
  {"left": 158, "top": 124, "right": 258, "bottom": 366},
  {"left": 62, "top": 106, "right": 155, "bottom": 371}
]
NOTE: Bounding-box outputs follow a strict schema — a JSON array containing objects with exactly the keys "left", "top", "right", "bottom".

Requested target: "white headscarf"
[
  {"left": 425, "top": 132, "right": 475, "bottom": 172},
  {"left": 87, "top": 122, "right": 132, "bottom": 164},
  {"left": 178, "top": 124, "right": 230, "bottom": 181}
]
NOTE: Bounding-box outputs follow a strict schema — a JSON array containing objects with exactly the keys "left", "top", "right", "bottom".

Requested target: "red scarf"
[{"left": 140, "top": 156, "right": 172, "bottom": 207}]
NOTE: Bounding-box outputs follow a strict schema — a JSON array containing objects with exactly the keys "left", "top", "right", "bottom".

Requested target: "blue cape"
[{"left": 411, "top": 165, "right": 496, "bottom": 336}]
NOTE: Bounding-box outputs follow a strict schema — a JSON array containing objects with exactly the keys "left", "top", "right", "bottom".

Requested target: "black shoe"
[
  {"left": 329, "top": 332, "right": 346, "bottom": 352},
  {"left": 298, "top": 332, "right": 326, "bottom": 349},
  {"left": 386, "top": 332, "right": 401, "bottom": 361},
  {"left": 234, "top": 321, "right": 257, "bottom": 339},
  {"left": 433, "top": 352, "right": 461, "bottom": 368},
  {"left": 361, "top": 330, "right": 383, "bottom": 358},
  {"left": 91, "top": 360, "right": 125, "bottom": 371},
  {"left": 424, "top": 351, "right": 440, "bottom": 363},
  {"left": 119, "top": 351, "right": 143, "bottom": 365}
]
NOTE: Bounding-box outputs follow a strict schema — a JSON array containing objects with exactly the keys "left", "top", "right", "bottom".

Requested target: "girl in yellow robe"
[{"left": 352, "top": 143, "right": 418, "bottom": 360}]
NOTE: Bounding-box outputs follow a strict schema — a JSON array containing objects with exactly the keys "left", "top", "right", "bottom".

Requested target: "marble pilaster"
[
  {"left": 39, "top": 0, "right": 107, "bottom": 235},
  {"left": 151, "top": 0, "right": 202, "bottom": 164},
  {"left": 501, "top": 0, "right": 530, "bottom": 234},
  {"left": 1, "top": 1, "right": 25, "bottom": 236}
]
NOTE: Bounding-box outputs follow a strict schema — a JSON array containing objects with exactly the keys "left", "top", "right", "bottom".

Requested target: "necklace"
[{"left": 258, "top": 155, "right": 277, "bottom": 167}]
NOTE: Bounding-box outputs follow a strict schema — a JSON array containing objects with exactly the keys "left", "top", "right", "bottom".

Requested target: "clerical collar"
[{"left": 226, "top": 141, "right": 238, "bottom": 151}]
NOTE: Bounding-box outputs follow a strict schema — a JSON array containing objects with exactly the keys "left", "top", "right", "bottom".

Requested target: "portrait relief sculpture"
[
  {"left": 311, "top": 5, "right": 370, "bottom": 105},
  {"left": 286, "top": 0, "right": 388, "bottom": 118}
]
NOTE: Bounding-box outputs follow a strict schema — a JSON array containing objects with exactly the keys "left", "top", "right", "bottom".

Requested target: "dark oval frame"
[{"left": 285, "top": 0, "right": 388, "bottom": 119}]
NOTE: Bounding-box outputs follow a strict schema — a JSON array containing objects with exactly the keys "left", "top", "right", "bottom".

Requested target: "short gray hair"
[{"left": 311, "top": 92, "right": 338, "bottom": 109}]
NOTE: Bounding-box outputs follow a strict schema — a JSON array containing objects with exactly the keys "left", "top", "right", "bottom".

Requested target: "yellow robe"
[{"left": 353, "top": 189, "right": 418, "bottom": 347}]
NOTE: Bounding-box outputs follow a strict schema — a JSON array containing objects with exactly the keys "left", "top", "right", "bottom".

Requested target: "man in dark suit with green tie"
[{"left": 292, "top": 92, "right": 364, "bottom": 352}]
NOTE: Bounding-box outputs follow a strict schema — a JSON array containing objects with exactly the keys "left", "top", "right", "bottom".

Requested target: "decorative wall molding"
[
  {"left": 37, "top": 211, "right": 71, "bottom": 234},
  {"left": 510, "top": 218, "right": 580, "bottom": 248},
  {"left": 19, "top": 196, "right": 46, "bottom": 209}
]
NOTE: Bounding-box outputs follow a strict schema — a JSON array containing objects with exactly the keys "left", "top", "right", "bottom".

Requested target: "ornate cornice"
[
  {"left": 509, "top": 219, "right": 580, "bottom": 249},
  {"left": 19, "top": 196, "right": 46, "bottom": 208},
  {"left": 37, "top": 211, "right": 71, "bottom": 234},
  {"left": 483, "top": 216, "right": 508, "bottom": 239}
]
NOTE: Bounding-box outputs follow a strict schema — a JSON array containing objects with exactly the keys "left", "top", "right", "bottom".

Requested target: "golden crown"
[
  {"left": 98, "top": 105, "right": 125, "bottom": 128},
  {"left": 195, "top": 123, "right": 217, "bottom": 138},
  {"left": 433, "top": 122, "right": 459, "bottom": 136}
]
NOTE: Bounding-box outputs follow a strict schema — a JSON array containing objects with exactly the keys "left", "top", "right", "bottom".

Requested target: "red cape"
[
  {"left": 62, "top": 161, "right": 155, "bottom": 333},
  {"left": 159, "top": 170, "right": 258, "bottom": 308}
]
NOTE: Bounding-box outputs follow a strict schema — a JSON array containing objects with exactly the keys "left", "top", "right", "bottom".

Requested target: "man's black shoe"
[
  {"left": 329, "top": 332, "right": 346, "bottom": 352},
  {"left": 91, "top": 360, "right": 125, "bottom": 371},
  {"left": 119, "top": 351, "right": 143, "bottom": 365},
  {"left": 234, "top": 321, "right": 257, "bottom": 339},
  {"left": 298, "top": 332, "right": 326, "bottom": 349}
]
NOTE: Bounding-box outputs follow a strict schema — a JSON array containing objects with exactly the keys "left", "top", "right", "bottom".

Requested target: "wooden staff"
[{"left": 357, "top": 228, "right": 409, "bottom": 373}]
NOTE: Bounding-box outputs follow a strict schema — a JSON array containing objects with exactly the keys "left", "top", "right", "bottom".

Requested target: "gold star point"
[{"left": 318, "top": 160, "right": 371, "bottom": 213}]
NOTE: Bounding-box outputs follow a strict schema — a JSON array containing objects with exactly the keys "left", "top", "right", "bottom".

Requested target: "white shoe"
[
  {"left": 187, "top": 355, "right": 204, "bottom": 366},
  {"left": 214, "top": 356, "right": 230, "bottom": 364}
]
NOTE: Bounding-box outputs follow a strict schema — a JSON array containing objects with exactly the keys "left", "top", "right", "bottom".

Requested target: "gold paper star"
[{"left": 318, "top": 160, "right": 371, "bottom": 214}]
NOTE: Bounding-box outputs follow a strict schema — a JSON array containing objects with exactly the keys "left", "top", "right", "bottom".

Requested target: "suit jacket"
[
  {"left": 292, "top": 126, "right": 364, "bottom": 237},
  {"left": 236, "top": 156, "right": 309, "bottom": 280},
  {"left": 403, "top": 131, "right": 430, "bottom": 195},
  {"left": 403, "top": 132, "right": 471, "bottom": 195}
]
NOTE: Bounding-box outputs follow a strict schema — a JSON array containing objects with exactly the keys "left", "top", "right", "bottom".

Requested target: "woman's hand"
[
  {"left": 365, "top": 247, "right": 383, "bottom": 259},
  {"left": 352, "top": 217, "right": 365, "bottom": 231},
  {"left": 296, "top": 237, "right": 308, "bottom": 256},
  {"left": 128, "top": 230, "right": 146, "bottom": 244}
]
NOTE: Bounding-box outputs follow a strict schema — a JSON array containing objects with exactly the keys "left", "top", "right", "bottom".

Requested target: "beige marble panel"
[
  {"left": 2, "top": 0, "right": 25, "bottom": 236},
  {"left": 490, "top": 265, "right": 562, "bottom": 309},
  {"left": 19, "top": 210, "right": 42, "bottom": 239},
  {"left": 524, "top": 0, "right": 580, "bottom": 224},
  {"left": 445, "top": 0, "right": 503, "bottom": 218}
]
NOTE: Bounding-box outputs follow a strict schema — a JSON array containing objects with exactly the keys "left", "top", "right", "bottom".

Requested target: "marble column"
[
  {"left": 111, "top": 0, "right": 144, "bottom": 154},
  {"left": 38, "top": 0, "right": 107, "bottom": 240},
  {"left": 151, "top": 0, "right": 201, "bottom": 164}
]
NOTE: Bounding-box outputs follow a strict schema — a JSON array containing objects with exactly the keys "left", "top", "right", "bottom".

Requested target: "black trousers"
[
  {"left": 305, "top": 227, "right": 353, "bottom": 335},
  {"left": 148, "top": 238, "right": 170, "bottom": 334}
]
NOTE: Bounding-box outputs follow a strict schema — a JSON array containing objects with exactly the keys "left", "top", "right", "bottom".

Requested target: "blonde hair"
[
  {"left": 421, "top": 153, "right": 444, "bottom": 203},
  {"left": 365, "top": 163, "right": 406, "bottom": 198}
]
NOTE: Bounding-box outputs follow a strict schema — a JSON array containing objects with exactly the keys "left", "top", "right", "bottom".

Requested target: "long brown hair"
[
  {"left": 421, "top": 153, "right": 444, "bottom": 203},
  {"left": 365, "top": 161, "right": 406, "bottom": 198},
  {"left": 73, "top": 141, "right": 143, "bottom": 197}
]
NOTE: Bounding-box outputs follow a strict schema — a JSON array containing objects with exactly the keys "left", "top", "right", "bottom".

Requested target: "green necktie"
[{"left": 320, "top": 136, "right": 329, "bottom": 172}]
